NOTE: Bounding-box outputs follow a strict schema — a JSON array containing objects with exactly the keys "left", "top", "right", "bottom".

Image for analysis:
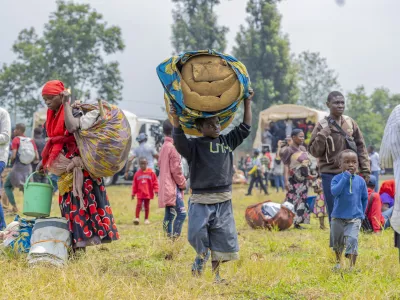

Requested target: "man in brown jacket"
[{"left": 309, "top": 91, "right": 370, "bottom": 222}]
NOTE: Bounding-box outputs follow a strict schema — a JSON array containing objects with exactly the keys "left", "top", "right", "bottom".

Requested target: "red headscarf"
[
  {"left": 42, "top": 80, "right": 65, "bottom": 96},
  {"left": 379, "top": 179, "right": 395, "bottom": 198},
  {"left": 41, "top": 80, "right": 76, "bottom": 168}
]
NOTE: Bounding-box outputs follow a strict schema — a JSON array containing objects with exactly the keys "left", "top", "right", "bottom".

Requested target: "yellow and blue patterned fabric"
[
  {"left": 9, "top": 215, "right": 35, "bottom": 253},
  {"left": 156, "top": 49, "right": 251, "bottom": 136}
]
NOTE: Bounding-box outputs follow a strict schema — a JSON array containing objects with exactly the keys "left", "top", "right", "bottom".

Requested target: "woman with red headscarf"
[{"left": 38, "top": 80, "right": 119, "bottom": 253}]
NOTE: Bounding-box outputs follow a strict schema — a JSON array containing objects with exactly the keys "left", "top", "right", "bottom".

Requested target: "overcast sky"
[{"left": 1, "top": 0, "right": 399, "bottom": 119}]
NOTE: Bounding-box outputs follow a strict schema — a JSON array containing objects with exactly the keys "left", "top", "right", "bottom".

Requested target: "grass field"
[{"left": 1, "top": 184, "right": 399, "bottom": 300}]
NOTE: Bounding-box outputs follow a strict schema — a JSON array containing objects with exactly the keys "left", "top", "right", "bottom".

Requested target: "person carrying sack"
[{"left": 38, "top": 80, "right": 120, "bottom": 253}]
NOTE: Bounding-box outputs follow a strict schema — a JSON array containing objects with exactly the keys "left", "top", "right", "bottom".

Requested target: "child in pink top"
[{"left": 158, "top": 120, "right": 186, "bottom": 238}]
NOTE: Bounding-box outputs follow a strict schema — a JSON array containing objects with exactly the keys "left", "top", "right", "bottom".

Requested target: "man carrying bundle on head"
[{"left": 171, "top": 89, "right": 254, "bottom": 283}]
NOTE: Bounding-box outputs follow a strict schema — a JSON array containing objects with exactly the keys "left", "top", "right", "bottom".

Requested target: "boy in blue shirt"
[
  {"left": 330, "top": 149, "right": 368, "bottom": 270},
  {"left": 170, "top": 90, "right": 253, "bottom": 282}
]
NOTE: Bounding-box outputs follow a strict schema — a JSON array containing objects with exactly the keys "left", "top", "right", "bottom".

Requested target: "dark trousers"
[
  {"left": 0, "top": 162, "right": 6, "bottom": 230},
  {"left": 264, "top": 172, "right": 270, "bottom": 190},
  {"left": 321, "top": 173, "right": 336, "bottom": 222},
  {"left": 163, "top": 190, "right": 187, "bottom": 238},
  {"left": 248, "top": 173, "right": 267, "bottom": 195},
  {"left": 4, "top": 174, "right": 17, "bottom": 207}
]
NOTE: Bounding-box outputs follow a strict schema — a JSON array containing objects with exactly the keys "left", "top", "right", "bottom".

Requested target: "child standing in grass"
[
  {"left": 158, "top": 119, "right": 187, "bottom": 239},
  {"left": 170, "top": 90, "right": 253, "bottom": 282},
  {"left": 330, "top": 150, "right": 368, "bottom": 270},
  {"left": 132, "top": 157, "right": 158, "bottom": 225}
]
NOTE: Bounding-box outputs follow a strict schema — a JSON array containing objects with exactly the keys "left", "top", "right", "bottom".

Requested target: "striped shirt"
[{"left": 380, "top": 104, "right": 400, "bottom": 234}]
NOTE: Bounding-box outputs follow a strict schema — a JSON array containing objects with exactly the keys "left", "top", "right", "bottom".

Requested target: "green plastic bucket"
[{"left": 23, "top": 172, "right": 54, "bottom": 218}]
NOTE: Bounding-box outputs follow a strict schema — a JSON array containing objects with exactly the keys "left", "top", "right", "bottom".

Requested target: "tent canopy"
[{"left": 253, "top": 104, "right": 329, "bottom": 149}]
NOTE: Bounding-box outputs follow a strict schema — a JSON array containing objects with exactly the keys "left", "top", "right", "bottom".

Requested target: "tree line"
[
  {"left": 171, "top": 0, "right": 398, "bottom": 149},
  {"left": 0, "top": 0, "right": 397, "bottom": 149},
  {"left": 0, "top": 0, "right": 124, "bottom": 124}
]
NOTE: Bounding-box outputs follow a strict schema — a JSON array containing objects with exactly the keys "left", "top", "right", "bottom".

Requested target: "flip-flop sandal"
[{"left": 192, "top": 250, "right": 211, "bottom": 276}]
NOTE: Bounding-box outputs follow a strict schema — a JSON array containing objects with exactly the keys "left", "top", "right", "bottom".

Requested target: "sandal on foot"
[
  {"left": 332, "top": 263, "right": 341, "bottom": 271},
  {"left": 191, "top": 250, "right": 210, "bottom": 276},
  {"left": 214, "top": 274, "right": 228, "bottom": 284}
]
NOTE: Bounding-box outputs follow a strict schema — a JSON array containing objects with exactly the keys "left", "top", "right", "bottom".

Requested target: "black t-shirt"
[{"left": 173, "top": 123, "right": 251, "bottom": 194}]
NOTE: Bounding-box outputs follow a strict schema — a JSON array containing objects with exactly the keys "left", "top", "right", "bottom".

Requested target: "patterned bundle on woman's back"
[{"left": 73, "top": 101, "right": 132, "bottom": 178}]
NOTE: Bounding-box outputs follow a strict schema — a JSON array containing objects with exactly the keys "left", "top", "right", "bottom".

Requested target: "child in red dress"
[{"left": 132, "top": 157, "right": 158, "bottom": 225}]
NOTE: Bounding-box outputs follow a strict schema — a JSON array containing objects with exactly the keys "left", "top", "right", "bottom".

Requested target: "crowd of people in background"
[
  {"left": 0, "top": 124, "right": 59, "bottom": 217},
  {"left": 262, "top": 119, "right": 315, "bottom": 152},
  {"left": 236, "top": 91, "right": 399, "bottom": 270},
  {"left": 0, "top": 86, "right": 399, "bottom": 276}
]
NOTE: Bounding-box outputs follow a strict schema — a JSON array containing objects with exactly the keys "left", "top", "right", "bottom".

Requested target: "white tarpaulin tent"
[
  {"left": 123, "top": 110, "right": 138, "bottom": 139},
  {"left": 32, "top": 108, "right": 48, "bottom": 135},
  {"left": 253, "top": 104, "right": 328, "bottom": 149}
]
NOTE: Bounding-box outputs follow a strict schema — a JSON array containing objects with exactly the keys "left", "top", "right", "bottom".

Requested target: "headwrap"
[
  {"left": 42, "top": 80, "right": 65, "bottom": 96},
  {"left": 379, "top": 179, "right": 395, "bottom": 198},
  {"left": 41, "top": 80, "right": 76, "bottom": 168}
]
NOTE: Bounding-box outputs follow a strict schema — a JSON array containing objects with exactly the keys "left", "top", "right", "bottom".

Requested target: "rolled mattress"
[{"left": 156, "top": 49, "right": 251, "bottom": 136}]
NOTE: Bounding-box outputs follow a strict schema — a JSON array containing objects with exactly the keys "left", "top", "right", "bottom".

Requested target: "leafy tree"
[
  {"left": 369, "top": 87, "right": 396, "bottom": 122},
  {"left": 233, "top": 0, "right": 298, "bottom": 139},
  {"left": 347, "top": 86, "right": 398, "bottom": 148},
  {"left": 0, "top": 0, "right": 124, "bottom": 124},
  {"left": 296, "top": 51, "right": 340, "bottom": 110},
  {"left": 347, "top": 86, "right": 370, "bottom": 118},
  {"left": 347, "top": 86, "right": 380, "bottom": 147},
  {"left": 171, "top": 0, "right": 229, "bottom": 53},
  {"left": 389, "top": 93, "right": 400, "bottom": 115}
]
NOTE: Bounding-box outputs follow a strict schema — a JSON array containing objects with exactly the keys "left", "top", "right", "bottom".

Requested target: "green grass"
[{"left": 1, "top": 185, "right": 399, "bottom": 299}]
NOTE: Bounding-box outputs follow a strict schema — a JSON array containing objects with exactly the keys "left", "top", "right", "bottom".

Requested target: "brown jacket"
[{"left": 309, "top": 116, "right": 370, "bottom": 176}]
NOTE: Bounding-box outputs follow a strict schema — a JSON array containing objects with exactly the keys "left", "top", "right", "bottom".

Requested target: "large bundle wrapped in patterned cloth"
[
  {"left": 156, "top": 49, "right": 251, "bottom": 136},
  {"left": 73, "top": 101, "right": 132, "bottom": 178}
]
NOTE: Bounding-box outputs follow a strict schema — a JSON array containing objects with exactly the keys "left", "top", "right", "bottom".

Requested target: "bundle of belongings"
[
  {"left": 245, "top": 201, "right": 295, "bottom": 230},
  {"left": 72, "top": 100, "right": 132, "bottom": 178},
  {"left": 0, "top": 215, "right": 35, "bottom": 253},
  {"left": 47, "top": 100, "right": 132, "bottom": 209},
  {"left": 28, "top": 218, "right": 71, "bottom": 267},
  {"left": 156, "top": 49, "right": 251, "bottom": 136}
]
